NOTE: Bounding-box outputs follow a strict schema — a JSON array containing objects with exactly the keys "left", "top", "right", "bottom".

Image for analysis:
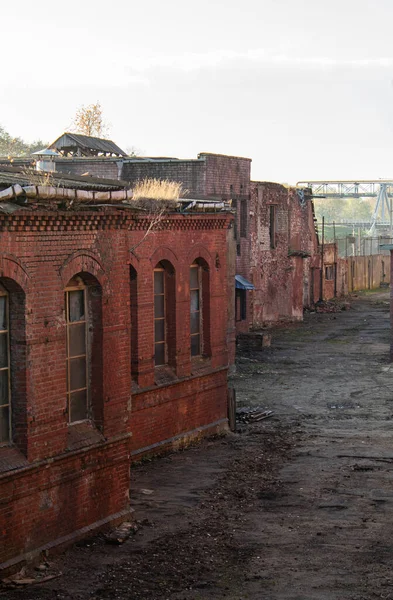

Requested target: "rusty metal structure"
[{"left": 297, "top": 180, "right": 393, "bottom": 234}]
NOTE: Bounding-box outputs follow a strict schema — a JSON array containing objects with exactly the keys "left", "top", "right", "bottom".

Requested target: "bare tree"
[
  {"left": 129, "top": 206, "right": 166, "bottom": 257},
  {"left": 126, "top": 145, "right": 144, "bottom": 157},
  {"left": 71, "top": 102, "right": 109, "bottom": 138}
]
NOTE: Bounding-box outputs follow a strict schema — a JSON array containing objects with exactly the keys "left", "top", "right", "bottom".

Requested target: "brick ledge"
[
  {"left": 0, "top": 507, "right": 133, "bottom": 575},
  {"left": 131, "top": 417, "right": 228, "bottom": 458},
  {"left": 0, "top": 432, "right": 132, "bottom": 482}
]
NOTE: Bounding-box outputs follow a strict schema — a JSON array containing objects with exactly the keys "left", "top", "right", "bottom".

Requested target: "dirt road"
[{"left": 3, "top": 290, "right": 393, "bottom": 600}]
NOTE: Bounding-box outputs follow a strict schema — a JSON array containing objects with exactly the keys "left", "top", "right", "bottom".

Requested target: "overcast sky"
[{"left": 2, "top": 0, "right": 393, "bottom": 183}]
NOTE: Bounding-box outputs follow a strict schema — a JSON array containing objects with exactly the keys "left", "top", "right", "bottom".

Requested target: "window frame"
[
  {"left": 325, "top": 264, "right": 335, "bottom": 281},
  {"left": 190, "top": 263, "right": 202, "bottom": 357},
  {"left": 65, "top": 281, "right": 89, "bottom": 424},
  {"left": 0, "top": 287, "right": 11, "bottom": 445},
  {"left": 154, "top": 265, "right": 166, "bottom": 367}
]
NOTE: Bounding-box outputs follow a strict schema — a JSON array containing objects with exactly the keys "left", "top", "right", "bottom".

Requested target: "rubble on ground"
[
  {"left": 311, "top": 299, "right": 351, "bottom": 313},
  {"left": 236, "top": 406, "right": 274, "bottom": 423}
]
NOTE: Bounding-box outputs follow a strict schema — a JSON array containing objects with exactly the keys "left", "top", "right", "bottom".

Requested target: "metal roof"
[
  {"left": 49, "top": 133, "right": 127, "bottom": 157},
  {"left": 235, "top": 275, "right": 255, "bottom": 290},
  {"left": 32, "top": 148, "right": 60, "bottom": 157},
  {"left": 0, "top": 165, "right": 130, "bottom": 191}
]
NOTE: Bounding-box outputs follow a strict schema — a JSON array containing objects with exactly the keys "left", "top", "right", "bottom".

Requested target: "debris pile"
[
  {"left": 236, "top": 406, "right": 274, "bottom": 424},
  {"left": 1, "top": 563, "right": 62, "bottom": 590},
  {"left": 313, "top": 299, "right": 351, "bottom": 313},
  {"left": 104, "top": 521, "right": 138, "bottom": 545}
]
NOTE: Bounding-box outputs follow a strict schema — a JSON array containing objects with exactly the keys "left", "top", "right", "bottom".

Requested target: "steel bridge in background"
[{"left": 296, "top": 180, "right": 393, "bottom": 233}]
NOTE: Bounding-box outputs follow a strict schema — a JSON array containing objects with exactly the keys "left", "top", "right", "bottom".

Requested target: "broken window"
[
  {"left": 0, "top": 289, "right": 10, "bottom": 443},
  {"left": 190, "top": 264, "right": 201, "bottom": 357},
  {"left": 154, "top": 266, "right": 166, "bottom": 366},
  {"left": 235, "top": 289, "right": 247, "bottom": 322},
  {"left": 325, "top": 265, "right": 335, "bottom": 281},
  {"left": 66, "top": 282, "right": 88, "bottom": 423},
  {"left": 269, "top": 205, "right": 277, "bottom": 249}
]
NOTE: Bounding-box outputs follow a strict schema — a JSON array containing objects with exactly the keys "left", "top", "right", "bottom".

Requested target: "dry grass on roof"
[
  {"left": 132, "top": 178, "right": 188, "bottom": 202},
  {"left": 22, "top": 168, "right": 58, "bottom": 188}
]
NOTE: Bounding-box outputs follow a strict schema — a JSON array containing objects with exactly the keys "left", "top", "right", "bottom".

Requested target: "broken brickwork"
[{"left": 248, "top": 182, "right": 320, "bottom": 328}]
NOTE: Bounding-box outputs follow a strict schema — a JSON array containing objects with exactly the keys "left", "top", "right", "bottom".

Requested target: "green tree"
[
  {"left": 314, "top": 197, "right": 373, "bottom": 223},
  {"left": 341, "top": 197, "right": 372, "bottom": 222},
  {"left": 0, "top": 125, "right": 48, "bottom": 157},
  {"left": 314, "top": 197, "right": 345, "bottom": 222}
]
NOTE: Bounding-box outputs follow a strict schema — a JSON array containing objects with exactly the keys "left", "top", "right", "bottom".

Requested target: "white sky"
[{"left": 2, "top": 0, "right": 393, "bottom": 183}]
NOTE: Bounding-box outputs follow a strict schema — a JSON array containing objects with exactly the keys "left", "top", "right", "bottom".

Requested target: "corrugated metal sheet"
[
  {"left": 235, "top": 275, "right": 255, "bottom": 290},
  {"left": 49, "top": 133, "right": 127, "bottom": 157},
  {"left": 0, "top": 166, "right": 130, "bottom": 191}
]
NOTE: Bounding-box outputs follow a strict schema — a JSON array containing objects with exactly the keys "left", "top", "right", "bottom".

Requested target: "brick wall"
[
  {"left": 0, "top": 209, "right": 233, "bottom": 567},
  {"left": 119, "top": 152, "right": 252, "bottom": 338},
  {"left": 131, "top": 370, "right": 228, "bottom": 457},
  {"left": 121, "top": 153, "right": 252, "bottom": 200},
  {"left": 249, "top": 182, "right": 320, "bottom": 328},
  {"left": 0, "top": 437, "right": 130, "bottom": 567},
  {"left": 55, "top": 158, "right": 120, "bottom": 180},
  {"left": 201, "top": 153, "right": 251, "bottom": 198},
  {"left": 121, "top": 159, "right": 206, "bottom": 196}
]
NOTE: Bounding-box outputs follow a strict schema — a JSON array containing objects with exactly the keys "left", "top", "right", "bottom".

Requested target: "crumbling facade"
[
  {"left": 0, "top": 172, "right": 234, "bottom": 569},
  {"left": 246, "top": 182, "right": 320, "bottom": 328}
]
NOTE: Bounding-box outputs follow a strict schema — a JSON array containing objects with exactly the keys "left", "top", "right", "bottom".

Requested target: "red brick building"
[
  {"left": 247, "top": 182, "right": 321, "bottom": 328},
  {"left": 0, "top": 169, "right": 234, "bottom": 569}
]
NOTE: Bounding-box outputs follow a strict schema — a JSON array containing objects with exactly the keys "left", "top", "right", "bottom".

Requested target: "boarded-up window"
[
  {"left": 0, "top": 291, "right": 10, "bottom": 443},
  {"left": 66, "top": 285, "right": 88, "bottom": 423}
]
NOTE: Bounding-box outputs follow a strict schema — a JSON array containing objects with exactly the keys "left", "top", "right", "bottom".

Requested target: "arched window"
[
  {"left": 190, "top": 260, "right": 211, "bottom": 357},
  {"left": 0, "top": 278, "right": 26, "bottom": 448},
  {"left": 153, "top": 261, "right": 176, "bottom": 368},
  {"left": 130, "top": 265, "right": 138, "bottom": 381},
  {"left": 65, "top": 274, "right": 102, "bottom": 425},
  {"left": 0, "top": 286, "right": 10, "bottom": 443},
  {"left": 154, "top": 265, "right": 165, "bottom": 366}
]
